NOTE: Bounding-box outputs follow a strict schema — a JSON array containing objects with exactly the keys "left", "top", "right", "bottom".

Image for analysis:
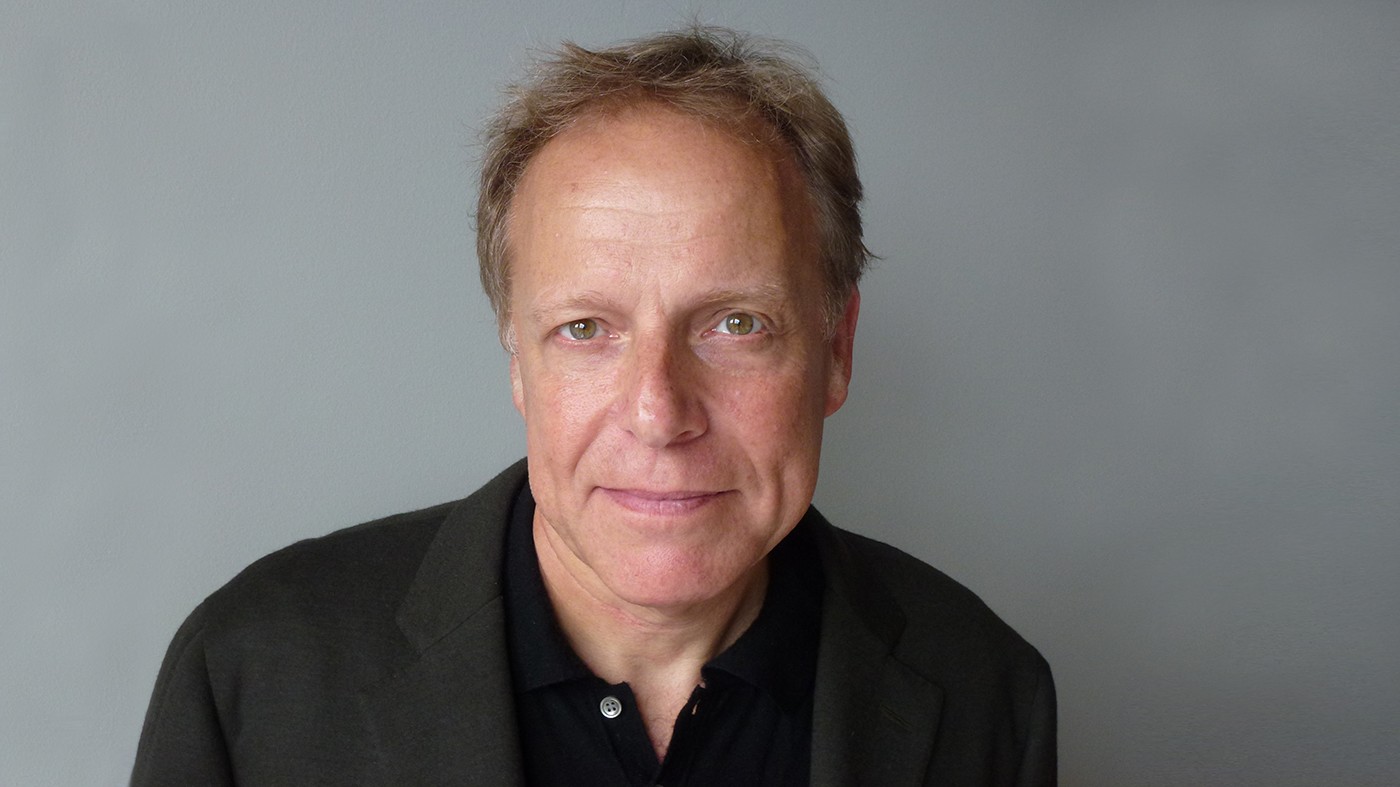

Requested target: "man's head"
[
  {"left": 477, "top": 26, "right": 870, "bottom": 349},
  {"left": 479, "top": 28, "right": 866, "bottom": 612}
]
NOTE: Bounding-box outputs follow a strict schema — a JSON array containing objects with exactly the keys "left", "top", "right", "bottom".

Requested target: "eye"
[
  {"left": 557, "top": 319, "right": 600, "bottom": 341},
  {"left": 714, "top": 312, "right": 763, "bottom": 336}
]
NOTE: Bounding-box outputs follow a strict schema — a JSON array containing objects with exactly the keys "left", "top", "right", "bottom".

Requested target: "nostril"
[{"left": 627, "top": 369, "right": 705, "bottom": 446}]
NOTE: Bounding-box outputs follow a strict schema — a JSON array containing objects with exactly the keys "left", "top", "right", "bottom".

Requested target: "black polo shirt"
[{"left": 503, "top": 485, "right": 824, "bottom": 786}]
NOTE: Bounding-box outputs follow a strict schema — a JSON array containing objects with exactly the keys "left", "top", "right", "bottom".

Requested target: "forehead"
[
  {"left": 505, "top": 105, "right": 820, "bottom": 297},
  {"left": 531, "top": 105, "right": 793, "bottom": 195},
  {"left": 509, "top": 104, "right": 815, "bottom": 246}
]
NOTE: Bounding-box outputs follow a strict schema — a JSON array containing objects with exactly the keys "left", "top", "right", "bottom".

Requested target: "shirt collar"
[
  {"left": 503, "top": 484, "right": 592, "bottom": 692},
  {"left": 704, "top": 520, "right": 824, "bottom": 711}
]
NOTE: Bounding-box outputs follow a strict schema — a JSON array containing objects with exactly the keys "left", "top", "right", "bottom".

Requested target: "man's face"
[{"left": 507, "top": 105, "right": 858, "bottom": 612}]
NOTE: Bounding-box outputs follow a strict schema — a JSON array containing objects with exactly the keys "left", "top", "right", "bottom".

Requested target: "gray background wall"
[{"left": 4, "top": 1, "right": 1397, "bottom": 784}]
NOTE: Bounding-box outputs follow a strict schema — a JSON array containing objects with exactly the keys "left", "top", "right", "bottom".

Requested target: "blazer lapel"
[
  {"left": 362, "top": 462, "right": 530, "bottom": 786},
  {"left": 809, "top": 513, "right": 944, "bottom": 787}
]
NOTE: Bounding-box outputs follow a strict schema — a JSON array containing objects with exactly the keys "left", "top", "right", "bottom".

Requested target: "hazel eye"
[
  {"left": 558, "top": 319, "right": 600, "bottom": 341},
  {"left": 715, "top": 312, "right": 762, "bottom": 336}
]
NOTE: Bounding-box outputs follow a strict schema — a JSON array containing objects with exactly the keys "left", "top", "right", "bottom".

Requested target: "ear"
[
  {"left": 824, "top": 288, "right": 861, "bottom": 417},
  {"left": 509, "top": 352, "right": 526, "bottom": 417}
]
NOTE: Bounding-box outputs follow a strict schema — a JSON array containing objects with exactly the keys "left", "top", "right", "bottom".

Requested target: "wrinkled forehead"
[{"left": 507, "top": 99, "right": 819, "bottom": 251}]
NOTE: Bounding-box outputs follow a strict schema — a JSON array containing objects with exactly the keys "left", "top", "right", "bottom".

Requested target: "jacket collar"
[
  {"left": 364, "top": 460, "right": 530, "bottom": 785},
  {"left": 808, "top": 507, "right": 945, "bottom": 786},
  {"left": 394, "top": 460, "right": 527, "bottom": 652}
]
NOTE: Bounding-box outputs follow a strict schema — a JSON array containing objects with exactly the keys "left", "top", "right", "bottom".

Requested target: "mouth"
[{"left": 600, "top": 488, "right": 727, "bottom": 515}]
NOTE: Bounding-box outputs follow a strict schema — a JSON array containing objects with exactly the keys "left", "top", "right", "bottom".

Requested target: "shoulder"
[
  {"left": 134, "top": 464, "right": 528, "bottom": 782},
  {"left": 814, "top": 519, "right": 1056, "bottom": 779},
  {"left": 818, "top": 521, "right": 1050, "bottom": 688},
  {"left": 160, "top": 499, "right": 469, "bottom": 710},
  {"left": 134, "top": 500, "right": 467, "bottom": 782},
  {"left": 198, "top": 459, "right": 528, "bottom": 637},
  {"left": 200, "top": 499, "right": 457, "bottom": 633}
]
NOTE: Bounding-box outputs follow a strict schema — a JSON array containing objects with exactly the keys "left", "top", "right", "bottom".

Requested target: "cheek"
[
  {"left": 521, "top": 360, "right": 617, "bottom": 454},
  {"left": 716, "top": 366, "right": 827, "bottom": 452}
]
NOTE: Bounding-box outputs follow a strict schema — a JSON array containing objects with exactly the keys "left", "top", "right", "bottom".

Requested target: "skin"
[{"left": 506, "top": 104, "right": 859, "bottom": 757}]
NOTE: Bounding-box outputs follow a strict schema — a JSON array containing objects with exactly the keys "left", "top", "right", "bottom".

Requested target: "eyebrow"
[
  {"left": 695, "top": 284, "right": 792, "bottom": 311},
  {"left": 527, "top": 290, "right": 617, "bottom": 326}
]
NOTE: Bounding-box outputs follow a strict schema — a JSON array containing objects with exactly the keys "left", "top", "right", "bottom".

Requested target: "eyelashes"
[{"left": 553, "top": 312, "right": 768, "bottom": 343}]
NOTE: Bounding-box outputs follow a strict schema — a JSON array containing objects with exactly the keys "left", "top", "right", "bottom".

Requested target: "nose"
[{"left": 623, "top": 335, "right": 707, "bottom": 447}]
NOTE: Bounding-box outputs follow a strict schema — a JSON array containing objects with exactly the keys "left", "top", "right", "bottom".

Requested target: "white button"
[{"left": 599, "top": 695, "right": 623, "bottom": 719}]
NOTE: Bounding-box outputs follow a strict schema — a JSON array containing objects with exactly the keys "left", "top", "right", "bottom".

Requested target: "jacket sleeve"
[
  {"left": 131, "top": 603, "right": 236, "bottom": 786},
  {"left": 1014, "top": 653, "right": 1058, "bottom": 787}
]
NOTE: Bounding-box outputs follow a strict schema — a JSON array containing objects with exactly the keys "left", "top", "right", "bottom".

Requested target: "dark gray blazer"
[{"left": 133, "top": 461, "right": 1056, "bottom": 785}]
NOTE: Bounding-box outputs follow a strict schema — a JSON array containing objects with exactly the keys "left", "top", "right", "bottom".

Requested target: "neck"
[{"left": 532, "top": 513, "right": 769, "bottom": 758}]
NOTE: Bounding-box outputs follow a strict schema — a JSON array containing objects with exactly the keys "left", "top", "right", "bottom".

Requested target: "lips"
[{"left": 600, "top": 487, "right": 727, "bottom": 515}]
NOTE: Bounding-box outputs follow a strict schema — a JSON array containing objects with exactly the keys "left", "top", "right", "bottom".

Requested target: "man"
[{"left": 133, "top": 27, "right": 1055, "bottom": 786}]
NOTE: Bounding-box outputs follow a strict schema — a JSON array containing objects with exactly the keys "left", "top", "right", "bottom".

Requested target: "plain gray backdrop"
[{"left": 4, "top": 1, "right": 1397, "bottom": 784}]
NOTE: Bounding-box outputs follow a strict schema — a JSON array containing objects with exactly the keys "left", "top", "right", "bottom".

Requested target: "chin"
[{"left": 601, "top": 553, "right": 758, "bottom": 611}]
